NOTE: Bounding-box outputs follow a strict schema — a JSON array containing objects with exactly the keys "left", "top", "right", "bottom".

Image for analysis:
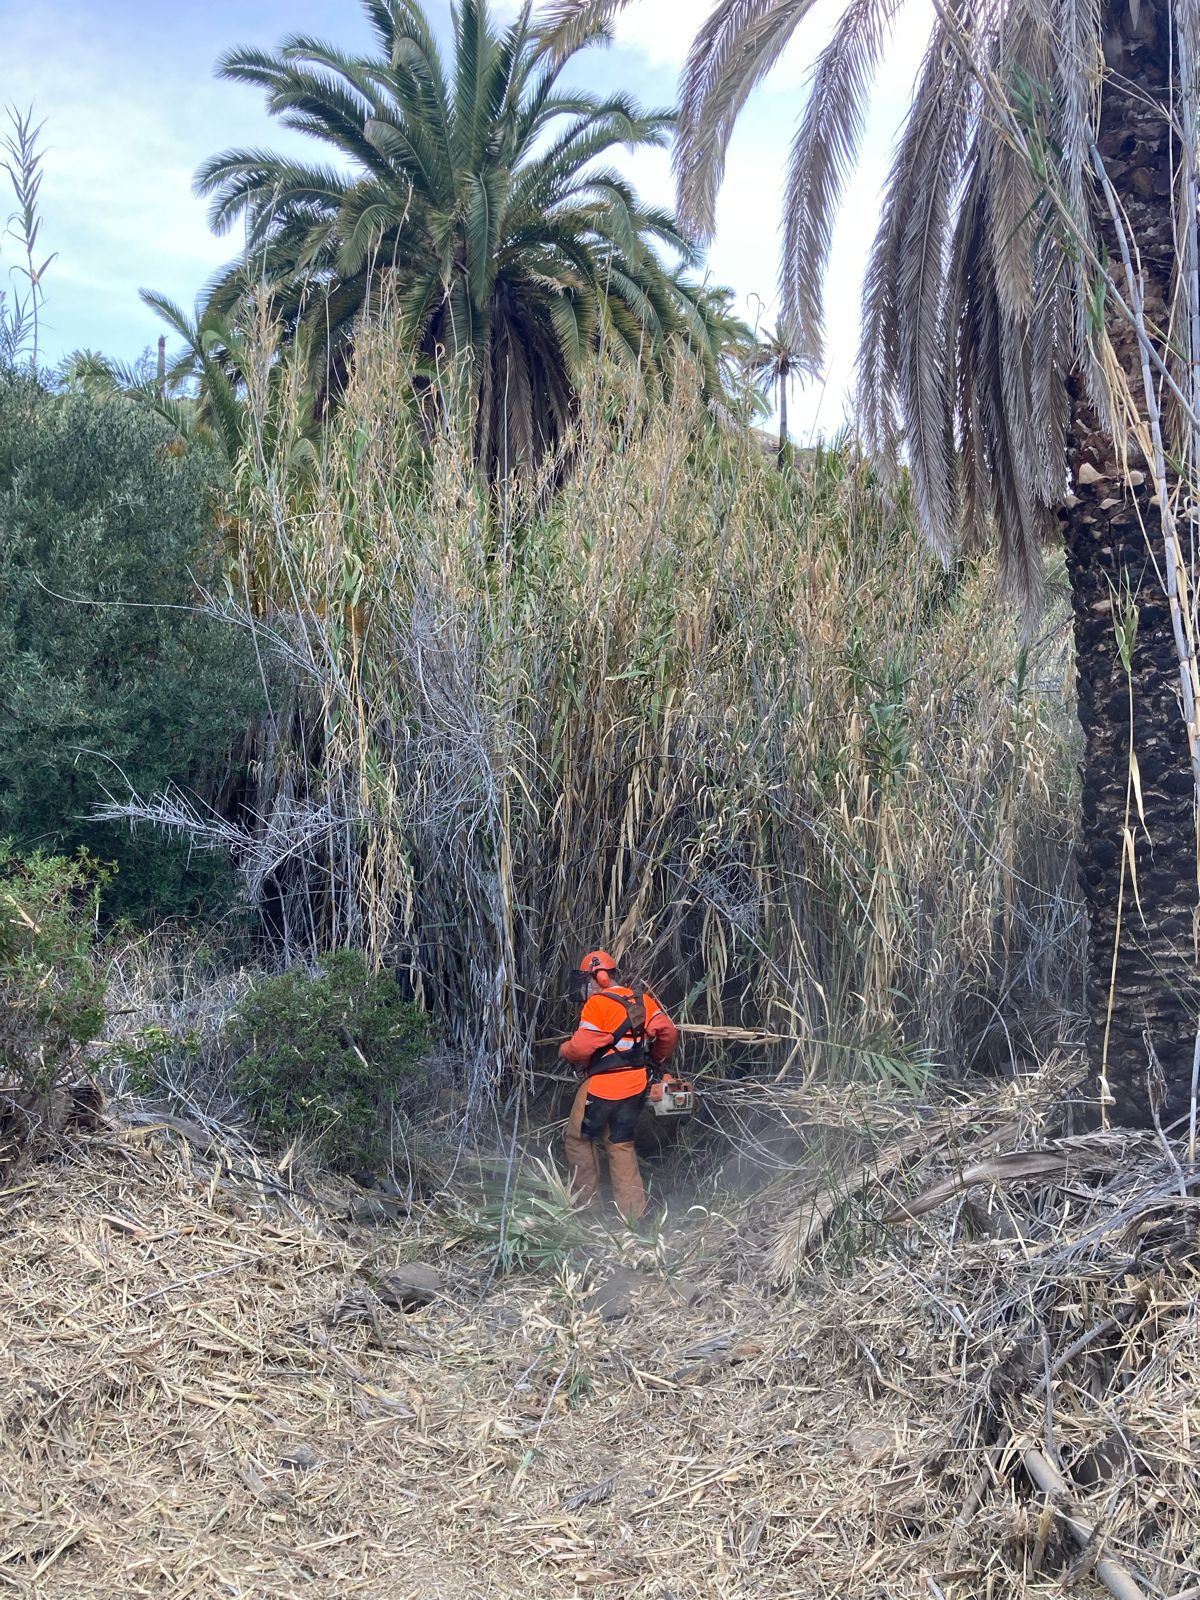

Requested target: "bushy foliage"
[
  {"left": 0, "top": 373, "right": 265, "bottom": 921},
  {"left": 0, "top": 842, "right": 109, "bottom": 1098},
  {"left": 226, "top": 951, "right": 431, "bottom": 1169}
]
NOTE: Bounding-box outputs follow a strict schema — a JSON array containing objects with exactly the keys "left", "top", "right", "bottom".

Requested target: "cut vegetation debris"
[{"left": 1, "top": 1067, "right": 1197, "bottom": 1599}]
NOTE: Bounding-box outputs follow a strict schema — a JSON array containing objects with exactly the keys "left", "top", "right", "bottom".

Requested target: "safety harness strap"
[
  {"left": 607, "top": 985, "right": 647, "bottom": 1046},
  {"left": 589, "top": 986, "right": 650, "bottom": 1071}
]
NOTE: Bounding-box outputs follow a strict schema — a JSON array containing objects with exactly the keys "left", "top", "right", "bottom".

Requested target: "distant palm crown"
[{"left": 198, "top": 0, "right": 722, "bottom": 476}]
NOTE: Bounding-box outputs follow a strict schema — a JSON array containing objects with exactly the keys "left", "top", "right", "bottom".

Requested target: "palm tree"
[
  {"left": 131, "top": 293, "right": 250, "bottom": 464},
  {"left": 62, "top": 292, "right": 316, "bottom": 474},
  {"left": 62, "top": 301, "right": 249, "bottom": 462},
  {"left": 196, "top": 0, "right": 726, "bottom": 482},
  {"left": 749, "top": 323, "right": 809, "bottom": 467},
  {"left": 667, "top": 276, "right": 767, "bottom": 425},
  {"left": 548, "top": 0, "right": 1200, "bottom": 1131}
]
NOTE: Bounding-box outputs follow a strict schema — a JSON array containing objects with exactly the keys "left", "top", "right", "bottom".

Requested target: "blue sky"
[{"left": 4, "top": 0, "right": 930, "bottom": 437}]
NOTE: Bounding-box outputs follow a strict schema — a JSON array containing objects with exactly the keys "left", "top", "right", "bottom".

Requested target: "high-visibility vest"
[{"left": 585, "top": 984, "right": 651, "bottom": 1070}]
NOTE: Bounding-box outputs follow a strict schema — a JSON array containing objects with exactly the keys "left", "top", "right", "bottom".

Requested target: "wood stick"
[
  {"left": 946, "top": 1435, "right": 1007, "bottom": 1563},
  {"left": 1021, "top": 1445, "right": 1148, "bottom": 1600}
]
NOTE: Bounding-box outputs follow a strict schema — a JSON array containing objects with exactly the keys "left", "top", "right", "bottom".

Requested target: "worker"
[{"left": 559, "top": 950, "right": 679, "bottom": 1221}]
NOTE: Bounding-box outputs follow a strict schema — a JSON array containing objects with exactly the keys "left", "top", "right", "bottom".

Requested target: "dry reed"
[
  {"left": 102, "top": 310, "right": 1080, "bottom": 1117},
  {"left": 1, "top": 1064, "right": 1195, "bottom": 1598}
]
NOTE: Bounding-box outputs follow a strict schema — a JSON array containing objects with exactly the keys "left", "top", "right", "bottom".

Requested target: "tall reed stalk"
[{"left": 136, "top": 313, "right": 1079, "bottom": 1110}]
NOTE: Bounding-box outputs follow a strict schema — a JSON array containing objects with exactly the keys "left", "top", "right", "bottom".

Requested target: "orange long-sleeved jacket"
[{"left": 559, "top": 983, "right": 679, "bottom": 1100}]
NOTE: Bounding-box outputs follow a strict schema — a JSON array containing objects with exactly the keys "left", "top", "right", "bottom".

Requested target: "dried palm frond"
[
  {"left": 657, "top": 0, "right": 1192, "bottom": 620},
  {"left": 675, "top": 0, "right": 825, "bottom": 240},
  {"left": 780, "top": 0, "right": 909, "bottom": 365}
]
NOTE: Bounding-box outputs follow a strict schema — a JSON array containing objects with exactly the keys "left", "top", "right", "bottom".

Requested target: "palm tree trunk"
[
  {"left": 1064, "top": 393, "right": 1196, "bottom": 1128},
  {"left": 778, "top": 373, "right": 788, "bottom": 470},
  {"left": 1064, "top": 0, "right": 1198, "bottom": 1129}
]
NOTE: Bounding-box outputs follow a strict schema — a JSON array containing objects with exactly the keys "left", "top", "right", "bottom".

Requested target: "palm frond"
[
  {"left": 780, "top": 0, "right": 907, "bottom": 363},
  {"left": 537, "top": 0, "right": 628, "bottom": 59},
  {"left": 676, "top": 0, "right": 823, "bottom": 240},
  {"left": 855, "top": 21, "right": 970, "bottom": 481},
  {"left": 893, "top": 33, "right": 975, "bottom": 557},
  {"left": 1053, "top": 0, "right": 1103, "bottom": 358}
]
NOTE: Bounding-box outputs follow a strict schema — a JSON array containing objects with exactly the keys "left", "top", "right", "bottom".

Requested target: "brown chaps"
[{"left": 564, "top": 1081, "right": 647, "bottom": 1220}]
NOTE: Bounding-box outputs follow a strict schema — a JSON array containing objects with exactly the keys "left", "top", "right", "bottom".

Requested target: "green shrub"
[
  {"left": 0, "top": 373, "right": 266, "bottom": 922},
  {"left": 116, "top": 1022, "right": 202, "bottom": 1097},
  {"left": 0, "top": 842, "right": 109, "bottom": 1100},
  {"left": 226, "top": 950, "right": 431, "bottom": 1169},
  {"left": 459, "top": 1159, "right": 604, "bottom": 1275}
]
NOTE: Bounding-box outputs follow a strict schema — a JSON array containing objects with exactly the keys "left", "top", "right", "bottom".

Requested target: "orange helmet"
[{"left": 579, "top": 949, "right": 617, "bottom": 977}]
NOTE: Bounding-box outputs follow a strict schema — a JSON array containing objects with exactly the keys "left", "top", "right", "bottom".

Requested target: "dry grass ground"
[{"left": 1, "top": 1071, "right": 1196, "bottom": 1599}]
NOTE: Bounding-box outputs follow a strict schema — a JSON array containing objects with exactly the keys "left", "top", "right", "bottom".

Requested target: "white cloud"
[
  {"left": 606, "top": 0, "right": 706, "bottom": 68},
  {"left": 4, "top": 0, "right": 328, "bottom": 360},
  {"left": 8, "top": 0, "right": 931, "bottom": 439}
]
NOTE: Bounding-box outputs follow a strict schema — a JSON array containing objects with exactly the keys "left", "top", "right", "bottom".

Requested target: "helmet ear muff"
[
  {"left": 579, "top": 948, "right": 617, "bottom": 977},
  {"left": 572, "top": 949, "right": 617, "bottom": 1001}
]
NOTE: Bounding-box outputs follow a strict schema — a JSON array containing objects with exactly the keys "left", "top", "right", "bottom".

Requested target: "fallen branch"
[
  {"left": 882, "top": 1150, "right": 1067, "bottom": 1224},
  {"left": 1034, "top": 1316, "right": 1122, "bottom": 1392},
  {"left": 1020, "top": 1445, "right": 1148, "bottom": 1600},
  {"left": 945, "top": 1433, "right": 1008, "bottom": 1564},
  {"left": 770, "top": 1129, "right": 931, "bottom": 1281}
]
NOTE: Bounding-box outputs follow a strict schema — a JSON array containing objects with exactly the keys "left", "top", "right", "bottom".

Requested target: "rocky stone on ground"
[
  {"left": 349, "top": 1194, "right": 407, "bottom": 1225},
  {"left": 376, "top": 1262, "right": 442, "bottom": 1311},
  {"left": 584, "top": 1268, "right": 638, "bottom": 1321}
]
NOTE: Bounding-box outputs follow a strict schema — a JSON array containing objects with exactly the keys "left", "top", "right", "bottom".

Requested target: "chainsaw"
[{"left": 648, "top": 1071, "right": 696, "bottom": 1118}]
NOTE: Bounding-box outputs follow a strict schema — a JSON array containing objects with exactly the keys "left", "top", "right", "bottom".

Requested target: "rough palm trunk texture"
[
  {"left": 1064, "top": 0, "right": 1198, "bottom": 1128},
  {"left": 1064, "top": 402, "right": 1197, "bottom": 1127}
]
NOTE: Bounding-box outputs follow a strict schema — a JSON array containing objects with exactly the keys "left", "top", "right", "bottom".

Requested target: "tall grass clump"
[{"left": 123, "top": 311, "right": 1079, "bottom": 1113}]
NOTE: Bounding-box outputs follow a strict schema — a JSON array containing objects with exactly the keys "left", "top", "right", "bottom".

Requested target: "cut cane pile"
[{"left": 1, "top": 1066, "right": 1197, "bottom": 1599}]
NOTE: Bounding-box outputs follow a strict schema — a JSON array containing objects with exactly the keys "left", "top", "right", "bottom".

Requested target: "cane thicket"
[{"left": 164, "top": 314, "right": 1077, "bottom": 1108}]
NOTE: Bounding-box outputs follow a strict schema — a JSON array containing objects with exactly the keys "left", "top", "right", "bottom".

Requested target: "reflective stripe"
[{"left": 580, "top": 1021, "right": 637, "bottom": 1046}]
